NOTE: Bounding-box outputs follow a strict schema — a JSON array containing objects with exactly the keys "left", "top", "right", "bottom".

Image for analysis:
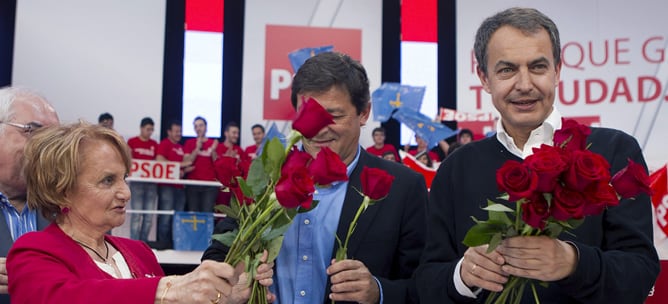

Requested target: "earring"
[{"left": 61, "top": 207, "right": 70, "bottom": 214}]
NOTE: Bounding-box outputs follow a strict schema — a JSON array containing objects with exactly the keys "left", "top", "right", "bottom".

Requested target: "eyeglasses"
[{"left": 0, "top": 121, "right": 44, "bottom": 135}]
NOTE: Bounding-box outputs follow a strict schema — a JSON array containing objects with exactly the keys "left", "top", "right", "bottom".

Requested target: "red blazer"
[{"left": 7, "top": 223, "right": 164, "bottom": 304}]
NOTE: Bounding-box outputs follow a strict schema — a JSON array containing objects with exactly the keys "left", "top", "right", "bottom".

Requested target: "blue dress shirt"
[
  {"left": 273, "top": 147, "right": 361, "bottom": 303},
  {"left": 0, "top": 192, "right": 37, "bottom": 241}
]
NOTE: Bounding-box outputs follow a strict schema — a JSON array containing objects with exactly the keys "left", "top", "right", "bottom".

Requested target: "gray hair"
[
  {"left": 0, "top": 86, "right": 51, "bottom": 132},
  {"left": 474, "top": 7, "right": 561, "bottom": 75}
]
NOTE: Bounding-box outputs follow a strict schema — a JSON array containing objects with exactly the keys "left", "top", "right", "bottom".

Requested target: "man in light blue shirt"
[
  {"left": 0, "top": 86, "right": 58, "bottom": 303},
  {"left": 203, "top": 52, "right": 428, "bottom": 304}
]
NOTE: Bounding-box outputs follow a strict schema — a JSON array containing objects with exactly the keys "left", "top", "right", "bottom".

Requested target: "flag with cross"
[
  {"left": 371, "top": 82, "right": 425, "bottom": 122},
  {"left": 173, "top": 211, "right": 214, "bottom": 251},
  {"left": 288, "top": 45, "right": 334, "bottom": 73}
]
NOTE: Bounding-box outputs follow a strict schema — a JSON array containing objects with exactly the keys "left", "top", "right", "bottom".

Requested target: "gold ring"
[
  {"left": 211, "top": 291, "right": 221, "bottom": 304},
  {"left": 471, "top": 263, "right": 478, "bottom": 275}
]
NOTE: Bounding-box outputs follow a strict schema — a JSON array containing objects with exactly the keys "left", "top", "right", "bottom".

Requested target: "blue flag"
[
  {"left": 256, "top": 122, "right": 287, "bottom": 156},
  {"left": 371, "top": 83, "right": 425, "bottom": 122},
  {"left": 392, "top": 108, "right": 458, "bottom": 148},
  {"left": 173, "top": 211, "right": 214, "bottom": 251},
  {"left": 288, "top": 45, "right": 334, "bottom": 73}
]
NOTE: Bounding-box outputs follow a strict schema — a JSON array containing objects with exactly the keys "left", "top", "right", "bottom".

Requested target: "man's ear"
[
  {"left": 476, "top": 66, "right": 491, "bottom": 93},
  {"left": 359, "top": 103, "right": 371, "bottom": 127}
]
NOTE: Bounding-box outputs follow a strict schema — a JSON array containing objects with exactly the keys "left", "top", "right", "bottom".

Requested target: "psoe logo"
[{"left": 263, "top": 25, "right": 361, "bottom": 120}]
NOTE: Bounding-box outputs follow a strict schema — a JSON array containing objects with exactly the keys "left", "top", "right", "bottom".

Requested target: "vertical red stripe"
[
  {"left": 401, "top": 0, "right": 437, "bottom": 42},
  {"left": 186, "top": 0, "right": 224, "bottom": 33}
]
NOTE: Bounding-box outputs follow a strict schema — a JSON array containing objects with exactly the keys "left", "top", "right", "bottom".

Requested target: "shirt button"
[
  {"left": 304, "top": 219, "right": 310, "bottom": 225},
  {"left": 300, "top": 290, "right": 306, "bottom": 296},
  {"left": 302, "top": 255, "right": 308, "bottom": 261}
]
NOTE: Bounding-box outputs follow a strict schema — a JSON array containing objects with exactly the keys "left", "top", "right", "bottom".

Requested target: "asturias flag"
[
  {"left": 392, "top": 107, "right": 458, "bottom": 148},
  {"left": 288, "top": 45, "right": 334, "bottom": 73},
  {"left": 371, "top": 82, "right": 425, "bottom": 122},
  {"left": 173, "top": 211, "right": 214, "bottom": 251}
]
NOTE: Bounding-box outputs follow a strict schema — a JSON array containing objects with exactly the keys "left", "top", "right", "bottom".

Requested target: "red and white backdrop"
[
  {"left": 456, "top": 1, "right": 668, "bottom": 301},
  {"left": 240, "top": 0, "right": 382, "bottom": 149}
]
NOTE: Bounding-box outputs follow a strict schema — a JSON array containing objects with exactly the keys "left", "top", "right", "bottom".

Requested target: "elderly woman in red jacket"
[{"left": 7, "top": 122, "right": 274, "bottom": 304}]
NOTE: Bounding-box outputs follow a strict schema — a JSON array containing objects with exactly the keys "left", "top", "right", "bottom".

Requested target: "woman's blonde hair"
[{"left": 23, "top": 121, "right": 131, "bottom": 220}]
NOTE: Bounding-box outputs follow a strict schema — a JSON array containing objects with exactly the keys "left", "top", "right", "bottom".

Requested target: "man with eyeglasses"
[{"left": 0, "top": 86, "right": 59, "bottom": 303}]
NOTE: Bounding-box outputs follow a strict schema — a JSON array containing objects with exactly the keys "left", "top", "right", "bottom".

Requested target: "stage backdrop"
[
  {"left": 456, "top": 0, "right": 667, "bottom": 171},
  {"left": 12, "top": 0, "right": 166, "bottom": 140},
  {"left": 240, "top": 0, "right": 382, "bottom": 149}
]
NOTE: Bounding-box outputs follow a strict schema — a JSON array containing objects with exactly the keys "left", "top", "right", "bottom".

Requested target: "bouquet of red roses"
[
  {"left": 463, "top": 118, "right": 652, "bottom": 304},
  {"left": 212, "top": 97, "right": 349, "bottom": 303}
]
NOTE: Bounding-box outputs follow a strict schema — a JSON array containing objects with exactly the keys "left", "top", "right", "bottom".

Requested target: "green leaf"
[
  {"left": 211, "top": 229, "right": 238, "bottom": 247},
  {"left": 284, "top": 206, "right": 298, "bottom": 220},
  {"left": 298, "top": 200, "right": 319, "bottom": 213},
  {"left": 506, "top": 226, "right": 518, "bottom": 238},
  {"left": 265, "top": 235, "right": 284, "bottom": 263},
  {"left": 261, "top": 138, "right": 286, "bottom": 182},
  {"left": 483, "top": 202, "right": 514, "bottom": 213},
  {"left": 245, "top": 160, "right": 268, "bottom": 196},
  {"left": 487, "top": 232, "right": 503, "bottom": 252},
  {"left": 565, "top": 218, "right": 585, "bottom": 230},
  {"left": 261, "top": 222, "right": 292, "bottom": 241},
  {"left": 230, "top": 198, "right": 241, "bottom": 219},
  {"left": 462, "top": 222, "right": 506, "bottom": 247},
  {"left": 544, "top": 221, "right": 564, "bottom": 238},
  {"left": 214, "top": 204, "right": 239, "bottom": 219},
  {"left": 486, "top": 203, "right": 513, "bottom": 226},
  {"left": 271, "top": 209, "right": 292, "bottom": 229}
]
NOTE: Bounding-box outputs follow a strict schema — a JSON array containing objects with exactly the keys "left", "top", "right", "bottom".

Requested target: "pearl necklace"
[{"left": 76, "top": 240, "right": 110, "bottom": 264}]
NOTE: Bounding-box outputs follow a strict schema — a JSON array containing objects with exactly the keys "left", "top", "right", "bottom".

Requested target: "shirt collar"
[{"left": 495, "top": 107, "right": 563, "bottom": 159}]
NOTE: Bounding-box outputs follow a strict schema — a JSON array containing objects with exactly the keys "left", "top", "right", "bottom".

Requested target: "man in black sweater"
[{"left": 416, "top": 7, "right": 659, "bottom": 303}]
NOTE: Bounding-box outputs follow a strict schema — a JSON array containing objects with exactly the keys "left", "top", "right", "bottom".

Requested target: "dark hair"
[
  {"left": 98, "top": 112, "right": 113, "bottom": 123},
  {"left": 459, "top": 128, "right": 473, "bottom": 139},
  {"left": 372, "top": 127, "right": 386, "bottom": 136},
  {"left": 166, "top": 119, "right": 181, "bottom": 131},
  {"left": 251, "top": 124, "right": 265, "bottom": 133},
  {"left": 224, "top": 121, "right": 239, "bottom": 132},
  {"left": 474, "top": 7, "right": 561, "bottom": 75},
  {"left": 193, "top": 116, "right": 207, "bottom": 126},
  {"left": 290, "top": 52, "right": 370, "bottom": 114},
  {"left": 415, "top": 150, "right": 433, "bottom": 168},
  {"left": 140, "top": 117, "right": 154, "bottom": 127}
]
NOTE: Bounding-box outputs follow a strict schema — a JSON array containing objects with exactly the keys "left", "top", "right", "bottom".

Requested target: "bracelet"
[{"left": 160, "top": 276, "right": 173, "bottom": 304}]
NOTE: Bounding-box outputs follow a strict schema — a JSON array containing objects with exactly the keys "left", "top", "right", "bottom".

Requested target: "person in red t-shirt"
[
  {"left": 244, "top": 124, "right": 265, "bottom": 159},
  {"left": 183, "top": 116, "right": 219, "bottom": 213},
  {"left": 155, "top": 121, "right": 195, "bottom": 247},
  {"left": 127, "top": 117, "right": 159, "bottom": 242},
  {"left": 366, "top": 127, "right": 400, "bottom": 162},
  {"left": 215, "top": 122, "right": 251, "bottom": 206}
]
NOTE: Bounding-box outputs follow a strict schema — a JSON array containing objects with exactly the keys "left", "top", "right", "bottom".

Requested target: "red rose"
[
  {"left": 611, "top": 158, "right": 652, "bottom": 199},
  {"left": 554, "top": 118, "right": 591, "bottom": 151},
  {"left": 309, "top": 147, "right": 348, "bottom": 185},
  {"left": 524, "top": 145, "right": 569, "bottom": 193},
  {"left": 582, "top": 181, "right": 619, "bottom": 216},
  {"left": 496, "top": 160, "right": 539, "bottom": 202},
  {"left": 214, "top": 156, "right": 242, "bottom": 187},
  {"left": 360, "top": 166, "right": 394, "bottom": 200},
  {"left": 281, "top": 149, "right": 313, "bottom": 175},
  {"left": 521, "top": 194, "right": 550, "bottom": 230},
  {"left": 275, "top": 168, "right": 315, "bottom": 209},
  {"left": 563, "top": 150, "right": 611, "bottom": 191},
  {"left": 552, "top": 184, "right": 586, "bottom": 221},
  {"left": 292, "top": 97, "right": 335, "bottom": 139}
]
